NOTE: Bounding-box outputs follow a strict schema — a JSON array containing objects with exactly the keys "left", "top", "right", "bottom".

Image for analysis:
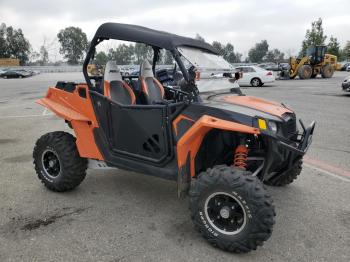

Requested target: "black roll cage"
[
  {"left": 83, "top": 37, "right": 191, "bottom": 90},
  {"left": 82, "top": 23, "right": 219, "bottom": 91}
]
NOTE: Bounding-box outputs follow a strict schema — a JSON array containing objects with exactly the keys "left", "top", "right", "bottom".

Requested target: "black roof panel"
[{"left": 93, "top": 23, "right": 219, "bottom": 54}]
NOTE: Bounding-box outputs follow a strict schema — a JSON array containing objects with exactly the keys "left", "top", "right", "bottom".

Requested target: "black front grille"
[{"left": 282, "top": 113, "right": 297, "bottom": 138}]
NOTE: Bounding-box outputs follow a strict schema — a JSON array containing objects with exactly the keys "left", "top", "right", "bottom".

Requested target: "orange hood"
[{"left": 220, "top": 95, "right": 293, "bottom": 117}]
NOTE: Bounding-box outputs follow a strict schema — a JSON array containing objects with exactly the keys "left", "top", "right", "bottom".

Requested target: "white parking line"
[
  {"left": 305, "top": 163, "right": 350, "bottom": 182},
  {"left": 0, "top": 109, "right": 54, "bottom": 119},
  {"left": 0, "top": 114, "right": 54, "bottom": 119}
]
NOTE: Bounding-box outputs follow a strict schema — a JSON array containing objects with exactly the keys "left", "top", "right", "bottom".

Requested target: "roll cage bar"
[{"left": 83, "top": 23, "right": 219, "bottom": 90}]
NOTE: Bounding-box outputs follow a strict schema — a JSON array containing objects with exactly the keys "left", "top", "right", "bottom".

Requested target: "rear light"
[
  {"left": 195, "top": 71, "right": 200, "bottom": 81},
  {"left": 266, "top": 71, "right": 273, "bottom": 76}
]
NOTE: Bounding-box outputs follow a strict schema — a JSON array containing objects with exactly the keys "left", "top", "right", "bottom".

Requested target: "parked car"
[
  {"left": 346, "top": 65, "right": 350, "bottom": 72},
  {"left": 340, "top": 62, "right": 350, "bottom": 71},
  {"left": 0, "top": 68, "right": 9, "bottom": 75},
  {"left": 258, "top": 63, "right": 279, "bottom": 71},
  {"left": 342, "top": 75, "right": 350, "bottom": 92},
  {"left": 120, "top": 66, "right": 135, "bottom": 76},
  {"left": 278, "top": 63, "right": 290, "bottom": 71},
  {"left": 0, "top": 69, "right": 32, "bottom": 78},
  {"left": 234, "top": 65, "right": 275, "bottom": 87}
]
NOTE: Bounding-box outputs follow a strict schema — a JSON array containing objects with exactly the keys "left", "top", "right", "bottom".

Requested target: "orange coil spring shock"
[{"left": 233, "top": 145, "right": 248, "bottom": 169}]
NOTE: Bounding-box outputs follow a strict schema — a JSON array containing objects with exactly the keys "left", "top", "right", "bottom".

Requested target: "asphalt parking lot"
[{"left": 0, "top": 72, "right": 349, "bottom": 262}]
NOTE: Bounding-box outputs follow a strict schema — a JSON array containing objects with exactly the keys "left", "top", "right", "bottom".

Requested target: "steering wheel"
[{"left": 156, "top": 69, "right": 172, "bottom": 84}]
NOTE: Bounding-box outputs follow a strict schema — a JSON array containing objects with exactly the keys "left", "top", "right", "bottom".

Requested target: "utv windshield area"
[
  {"left": 177, "top": 46, "right": 237, "bottom": 93},
  {"left": 177, "top": 46, "right": 233, "bottom": 72}
]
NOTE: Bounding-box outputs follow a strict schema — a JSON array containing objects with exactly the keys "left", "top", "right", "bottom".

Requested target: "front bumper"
[
  {"left": 278, "top": 120, "right": 316, "bottom": 155},
  {"left": 263, "top": 120, "right": 315, "bottom": 180},
  {"left": 342, "top": 82, "right": 350, "bottom": 92}
]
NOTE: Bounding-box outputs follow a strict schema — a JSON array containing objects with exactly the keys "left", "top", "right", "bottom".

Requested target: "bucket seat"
[
  {"left": 104, "top": 61, "right": 136, "bottom": 105},
  {"left": 139, "top": 60, "right": 164, "bottom": 104}
]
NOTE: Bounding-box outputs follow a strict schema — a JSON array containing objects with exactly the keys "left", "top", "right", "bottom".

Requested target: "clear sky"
[{"left": 1, "top": 0, "right": 349, "bottom": 60}]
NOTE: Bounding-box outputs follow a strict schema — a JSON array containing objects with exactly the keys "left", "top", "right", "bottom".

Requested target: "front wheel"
[
  {"left": 321, "top": 65, "right": 334, "bottom": 78},
  {"left": 298, "top": 65, "right": 312, "bottom": 79},
  {"left": 189, "top": 165, "right": 275, "bottom": 253},
  {"left": 33, "top": 131, "right": 87, "bottom": 192}
]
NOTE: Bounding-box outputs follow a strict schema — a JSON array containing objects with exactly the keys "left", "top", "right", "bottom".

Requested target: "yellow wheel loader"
[{"left": 289, "top": 45, "right": 337, "bottom": 79}]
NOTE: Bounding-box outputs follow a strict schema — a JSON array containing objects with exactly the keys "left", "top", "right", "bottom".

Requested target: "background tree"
[
  {"left": 29, "top": 48, "right": 40, "bottom": 64},
  {"left": 0, "top": 23, "right": 7, "bottom": 57},
  {"left": 342, "top": 41, "right": 350, "bottom": 61},
  {"left": 212, "top": 41, "right": 225, "bottom": 55},
  {"left": 134, "top": 43, "right": 152, "bottom": 64},
  {"left": 57, "top": 27, "right": 88, "bottom": 64},
  {"left": 327, "top": 36, "right": 340, "bottom": 57},
  {"left": 4, "top": 26, "right": 31, "bottom": 65},
  {"left": 264, "top": 48, "right": 285, "bottom": 63},
  {"left": 161, "top": 50, "right": 173, "bottom": 64},
  {"left": 39, "top": 45, "right": 49, "bottom": 65},
  {"left": 223, "top": 43, "right": 242, "bottom": 63},
  {"left": 108, "top": 44, "right": 134, "bottom": 64},
  {"left": 195, "top": 34, "right": 205, "bottom": 42},
  {"left": 94, "top": 51, "right": 108, "bottom": 65},
  {"left": 300, "top": 18, "right": 327, "bottom": 56},
  {"left": 212, "top": 41, "right": 241, "bottom": 63},
  {"left": 248, "top": 40, "right": 269, "bottom": 63}
]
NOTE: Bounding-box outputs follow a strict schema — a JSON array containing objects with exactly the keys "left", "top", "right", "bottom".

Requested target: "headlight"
[{"left": 268, "top": 121, "right": 278, "bottom": 132}]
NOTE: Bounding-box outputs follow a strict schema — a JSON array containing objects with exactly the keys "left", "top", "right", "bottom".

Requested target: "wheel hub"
[
  {"left": 41, "top": 149, "right": 61, "bottom": 179},
  {"left": 49, "top": 160, "right": 55, "bottom": 168},
  {"left": 204, "top": 192, "right": 247, "bottom": 235},
  {"left": 219, "top": 206, "right": 230, "bottom": 219}
]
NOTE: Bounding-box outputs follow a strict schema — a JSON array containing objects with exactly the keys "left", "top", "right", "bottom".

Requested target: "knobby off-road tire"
[
  {"left": 298, "top": 65, "right": 312, "bottom": 79},
  {"left": 33, "top": 131, "right": 87, "bottom": 192},
  {"left": 189, "top": 165, "right": 275, "bottom": 253},
  {"left": 264, "top": 159, "right": 302, "bottom": 187}
]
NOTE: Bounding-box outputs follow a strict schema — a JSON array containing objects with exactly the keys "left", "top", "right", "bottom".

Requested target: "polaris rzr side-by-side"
[{"left": 33, "top": 23, "right": 315, "bottom": 253}]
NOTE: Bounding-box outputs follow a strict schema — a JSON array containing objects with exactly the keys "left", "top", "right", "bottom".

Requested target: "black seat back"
[
  {"left": 139, "top": 60, "right": 164, "bottom": 104},
  {"left": 104, "top": 61, "right": 135, "bottom": 105}
]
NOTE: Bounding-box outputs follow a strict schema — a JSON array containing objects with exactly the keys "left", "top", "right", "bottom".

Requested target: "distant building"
[{"left": 0, "top": 58, "right": 20, "bottom": 66}]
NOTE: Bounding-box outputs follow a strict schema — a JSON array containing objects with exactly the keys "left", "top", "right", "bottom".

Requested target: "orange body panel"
[
  {"left": 176, "top": 115, "right": 260, "bottom": 177},
  {"left": 172, "top": 114, "right": 194, "bottom": 136},
  {"left": 221, "top": 96, "right": 293, "bottom": 117},
  {"left": 36, "top": 85, "right": 103, "bottom": 160}
]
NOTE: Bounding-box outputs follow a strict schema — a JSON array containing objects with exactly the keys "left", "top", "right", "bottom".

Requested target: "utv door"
[{"left": 90, "top": 92, "right": 171, "bottom": 164}]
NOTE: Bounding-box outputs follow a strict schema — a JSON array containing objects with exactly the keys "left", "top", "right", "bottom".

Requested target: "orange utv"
[{"left": 33, "top": 23, "right": 315, "bottom": 253}]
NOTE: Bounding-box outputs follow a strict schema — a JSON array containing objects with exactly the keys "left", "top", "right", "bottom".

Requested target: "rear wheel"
[
  {"left": 250, "top": 78, "right": 261, "bottom": 87},
  {"left": 264, "top": 159, "right": 302, "bottom": 186},
  {"left": 189, "top": 165, "right": 275, "bottom": 253},
  {"left": 33, "top": 131, "right": 87, "bottom": 192},
  {"left": 298, "top": 65, "right": 312, "bottom": 79},
  {"left": 321, "top": 65, "right": 334, "bottom": 78}
]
